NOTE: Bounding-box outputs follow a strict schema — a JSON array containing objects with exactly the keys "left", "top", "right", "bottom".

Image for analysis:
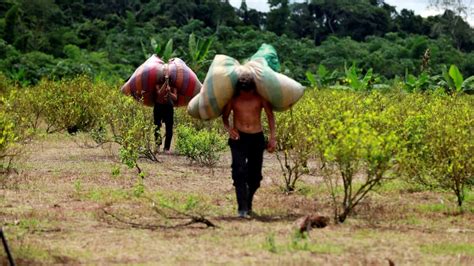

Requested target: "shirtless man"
[{"left": 222, "top": 72, "right": 276, "bottom": 218}]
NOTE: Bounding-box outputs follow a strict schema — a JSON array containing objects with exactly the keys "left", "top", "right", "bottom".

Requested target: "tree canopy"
[{"left": 0, "top": 0, "right": 473, "bottom": 85}]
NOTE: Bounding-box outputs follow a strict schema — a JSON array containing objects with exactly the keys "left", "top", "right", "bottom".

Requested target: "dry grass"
[{"left": 1, "top": 133, "right": 473, "bottom": 265}]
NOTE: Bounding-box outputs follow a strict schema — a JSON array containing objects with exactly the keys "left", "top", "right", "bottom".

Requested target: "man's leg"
[
  {"left": 247, "top": 133, "right": 265, "bottom": 214},
  {"left": 229, "top": 138, "right": 249, "bottom": 216},
  {"left": 163, "top": 105, "right": 174, "bottom": 151},
  {"left": 153, "top": 104, "right": 163, "bottom": 149}
]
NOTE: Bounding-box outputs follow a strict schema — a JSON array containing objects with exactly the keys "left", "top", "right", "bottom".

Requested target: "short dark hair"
[{"left": 236, "top": 72, "right": 256, "bottom": 92}]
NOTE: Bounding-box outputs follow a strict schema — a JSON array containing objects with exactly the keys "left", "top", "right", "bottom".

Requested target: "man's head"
[{"left": 236, "top": 72, "right": 256, "bottom": 93}]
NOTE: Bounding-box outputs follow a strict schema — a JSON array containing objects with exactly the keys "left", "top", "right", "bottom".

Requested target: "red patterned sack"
[{"left": 121, "top": 55, "right": 201, "bottom": 107}]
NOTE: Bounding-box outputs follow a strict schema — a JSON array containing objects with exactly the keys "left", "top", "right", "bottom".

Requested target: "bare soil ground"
[{"left": 1, "top": 133, "right": 473, "bottom": 265}]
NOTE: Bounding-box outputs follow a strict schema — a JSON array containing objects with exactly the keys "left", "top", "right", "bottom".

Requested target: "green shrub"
[
  {"left": 0, "top": 72, "right": 12, "bottom": 95},
  {"left": 174, "top": 108, "right": 223, "bottom": 132},
  {"left": 175, "top": 124, "right": 227, "bottom": 167},
  {"left": 307, "top": 90, "right": 401, "bottom": 223},
  {"left": 275, "top": 89, "right": 472, "bottom": 220},
  {"left": 5, "top": 83, "right": 48, "bottom": 132},
  {"left": 0, "top": 106, "right": 18, "bottom": 169},
  {"left": 275, "top": 93, "right": 315, "bottom": 192},
  {"left": 41, "top": 76, "right": 107, "bottom": 133},
  {"left": 6, "top": 76, "right": 108, "bottom": 134},
  {"left": 102, "top": 89, "right": 157, "bottom": 163},
  {"left": 1, "top": 90, "right": 30, "bottom": 171},
  {"left": 399, "top": 94, "right": 474, "bottom": 209}
]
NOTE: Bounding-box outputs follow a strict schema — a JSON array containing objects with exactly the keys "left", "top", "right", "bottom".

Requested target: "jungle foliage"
[{"left": 0, "top": 0, "right": 473, "bottom": 86}]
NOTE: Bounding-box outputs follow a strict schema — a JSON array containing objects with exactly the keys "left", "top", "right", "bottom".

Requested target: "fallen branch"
[
  {"left": 144, "top": 196, "right": 217, "bottom": 228},
  {"left": 101, "top": 208, "right": 163, "bottom": 230},
  {"left": 100, "top": 198, "right": 218, "bottom": 230}
]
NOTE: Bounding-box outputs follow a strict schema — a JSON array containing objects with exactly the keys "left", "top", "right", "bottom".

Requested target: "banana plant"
[
  {"left": 185, "top": 33, "right": 214, "bottom": 74},
  {"left": 9, "top": 68, "right": 31, "bottom": 87},
  {"left": 441, "top": 65, "right": 474, "bottom": 94},
  {"left": 343, "top": 63, "right": 373, "bottom": 91},
  {"left": 305, "top": 64, "right": 340, "bottom": 89},
  {"left": 142, "top": 38, "right": 177, "bottom": 62},
  {"left": 404, "top": 71, "right": 430, "bottom": 92}
]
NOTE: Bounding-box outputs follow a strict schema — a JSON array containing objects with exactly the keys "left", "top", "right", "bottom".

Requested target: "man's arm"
[
  {"left": 263, "top": 100, "right": 276, "bottom": 152},
  {"left": 168, "top": 86, "right": 178, "bottom": 102},
  {"left": 222, "top": 102, "right": 239, "bottom": 140}
]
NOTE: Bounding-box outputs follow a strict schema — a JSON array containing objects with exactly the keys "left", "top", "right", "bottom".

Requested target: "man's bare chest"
[{"left": 232, "top": 97, "right": 261, "bottom": 111}]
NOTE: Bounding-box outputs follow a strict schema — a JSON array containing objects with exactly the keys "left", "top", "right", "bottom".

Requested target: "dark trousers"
[
  {"left": 153, "top": 103, "right": 174, "bottom": 151},
  {"left": 228, "top": 131, "right": 266, "bottom": 212}
]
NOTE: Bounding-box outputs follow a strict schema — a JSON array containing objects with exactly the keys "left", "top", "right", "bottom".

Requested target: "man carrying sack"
[
  {"left": 222, "top": 72, "right": 276, "bottom": 218},
  {"left": 121, "top": 55, "right": 202, "bottom": 154},
  {"left": 154, "top": 66, "right": 177, "bottom": 154},
  {"left": 187, "top": 51, "right": 304, "bottom": 219}
]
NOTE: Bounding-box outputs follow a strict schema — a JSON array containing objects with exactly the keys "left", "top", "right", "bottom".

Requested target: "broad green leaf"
[
  {"left": 140, "top": 40, "right": 151, "bottom": 59},
  {"left": 417, "top": 72, "right": 429, "bottom": 85},
  {"left": 199, "top": 37, "right": 214, "bottom": 62},
  {"left": 449, "top": 65, "right": 464, "bottom": 92},
  {"left": 442, "top": 65, "right": 455, "bottom": 90},
  {"left": 345, "top": 64, "right": 362, "bottom": 90},
  {"left": 462, "top": 76, "right": 474, "bottom": 92},
  {"left": 317, "top": 64, "right": 329, "bottom": 79},
  {"left": 305, "top": 71, "right": 317, "bottom": 88},
  {"left": 163, "top": 39, "right": 174, "bottom": 61},
  {"left": 406, "top": 74, "right": 416, "bottom": 85},
  {"left": 150, "top": 38, "right": 158, "bottom": 52},
  {"left": 362, "top": 68, "right": 373, "bottom": 87},
  {"left": 188, "top": 33, "right": 197, "bottom": 59}
]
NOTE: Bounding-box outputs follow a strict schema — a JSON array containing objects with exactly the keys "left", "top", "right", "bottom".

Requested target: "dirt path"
[{"left": 1, "top": 133, "right": 473, "bottom": 265}]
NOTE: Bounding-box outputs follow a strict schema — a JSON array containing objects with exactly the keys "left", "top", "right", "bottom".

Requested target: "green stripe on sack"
[
  {"left": 207, "top": 72, "right": 220, "bottom": 116},
  {"left": 206, "top": 57, "right": 222, "bottom": 116},
  {"left": 262, "top": 66, "right": 283, "bottom": 108},
  {"left": 229, "top": 67, "right": 239, "bottom": 92},
  {"left": 203, "top": 58, "right": 218, "bottom": 117},
  {"left": 208, "top": 57, "right": 238, "bottom": 117}
]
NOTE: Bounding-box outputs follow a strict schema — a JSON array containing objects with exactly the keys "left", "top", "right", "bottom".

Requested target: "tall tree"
[
  {"left": 238, "top": 0, "right": 249, "bottom": 24},
  {"left": 429, "top": 0, "right": 473, "bottom": 50},
  {"left": 288, "top": 2, "right": 317, "bottom": 40},
  {"left": 395, "top": 9, "right": 428, "bottom": 35},
  {"left": 429, "top": 0, "right": 473, "bottom": 20},
  {"left": 337, "top": 1, "right": 391, "bottom": 41},
  {"left": 429, "top": 10, "right": 474, "bottom": 51},
  {"left": 266, "top": 0, "right": 290, "bottom": 35},
  {"left": 193, "top": 0, "right": 239, "bottom": 28},
  {"left": 4, "top": 4, "right": 19, "bottom": 45}
]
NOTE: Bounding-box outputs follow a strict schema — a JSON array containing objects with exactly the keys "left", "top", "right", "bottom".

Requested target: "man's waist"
[
  {"left": 235, "top": 125, "right": 263, "bottom": 134},
  {"left": 237, "top": 130, "right": 264, "bottom": 137}
]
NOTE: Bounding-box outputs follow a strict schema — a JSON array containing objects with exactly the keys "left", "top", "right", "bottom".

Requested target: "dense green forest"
[{"left": 0, "top": 0, "right": 473, "bottom": 86}]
